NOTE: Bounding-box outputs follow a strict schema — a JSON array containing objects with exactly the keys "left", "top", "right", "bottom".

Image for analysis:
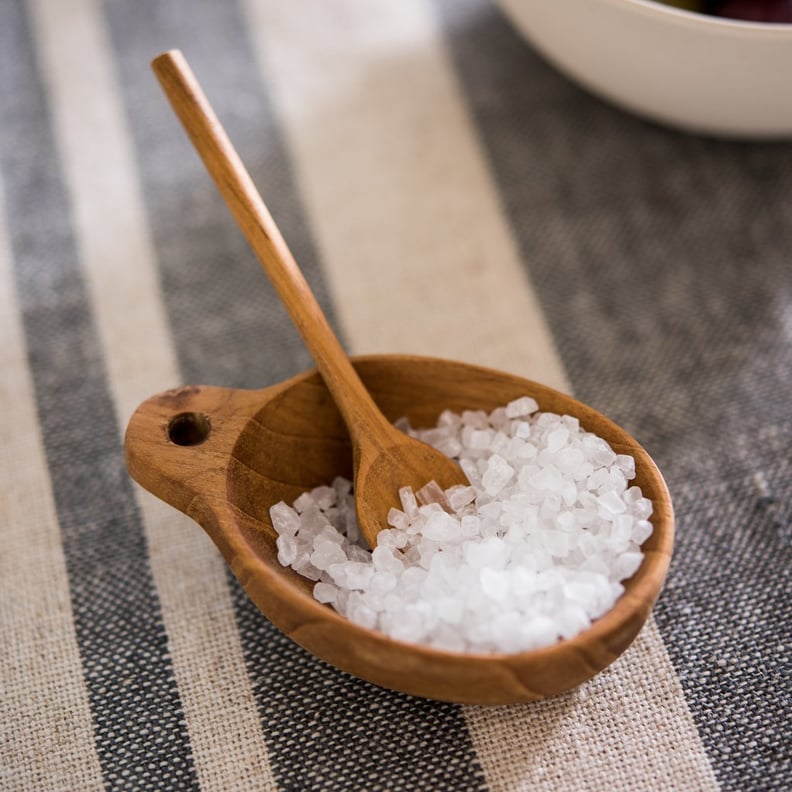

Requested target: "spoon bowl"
[{"left": 125, "top": 354, "right": 673, "bottom": 704}]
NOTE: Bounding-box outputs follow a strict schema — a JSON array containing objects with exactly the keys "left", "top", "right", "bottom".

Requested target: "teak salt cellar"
[{"left": 124, "top": 50, "right": 674, "bottom": 704}]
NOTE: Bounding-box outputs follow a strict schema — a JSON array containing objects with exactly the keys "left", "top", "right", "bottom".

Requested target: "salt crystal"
[
  {"left": 310, "top": 539, "right": 347, "bottom": 570},
  {"left": 519, "top": 616, "right": 558, "bottom": 650},
  {"left": 447, "top": 485, "right": 477, "bottom": 511},
  {"left": 386, "top": 508, "right": 408, "bottom": 531},
  {"left": 399, "top": 486, "right": 418, "bottom": 516},
  {"left": 557, "top": 603, "right": 591, "bottom": 640},
  {"left": 295, "top": 560, "right": 322, "bottom": 582},
  {"left": 270, "top": 502, "right": 300, "bottom": 536},
  {"left": 481, "top": 455, "right": 515, "bottom": 495},
  {"left": 608, "top": 469, "right": 628, "bottom": 494},
  {"left": 506, "top": 396, "right": 539, "bottom": 418},
  {"left": 368, "top": 571, "right": 397, "bottom": 595},
  {"left": 313, "top": 581, "right": 338, "bottom": 604},
  {"left": 347, "top": 599, "right": 378, "bottom": 630},
  {"left": 610, "top": 514, "right": 634, "bottom": 546},
  {"left": 489, "top": 407, "right": 509, "bottom": 430},
  {"left": 491, "top": 611, "right": 527, "bottom": 653},
  {"left": 490, "top": 431, "right": 511, "bottom": 456},
  {"left": 292, "top": 491, "right": 314, "bottom": 514},
  {"left": 598, "top": 490, "right": 627, "bottom": 515},
  {"left": 461, "top": 409, "right": 489, "bottom": 428},
  {"left": 296, "top": 505, "right": 328, "bottom": 539},
  {"left": 315, "top": 525, "right": 344, "bottom": 545},
  {"left": 632, "top": 497, "right": 654, "bottom": 520},
  {"left": 536, "top": 412, "right": 561, "bottom": 429},
  {"left": 560, "top": 480, "right": 578, "bottom": 507},
  {"left": 333, "top": 476, "right": 352, "bottom": 497},
  {"left": 632, "top": 519, "right": 653, "bottom": 545},
  {"left": 613, "top": 551, "right": 643, "bottom": 581},
  {"left": 615, "top": 454, "right": 636, "bottom": 479},
  {"left": 469, "top": 429, "right": 493, "bottom": 450},
  {"left": 416, "top": 480, "right": 448, "bottom": 507},
  {"left": 460, "top": 514, "right": 480, "bottom": 538},
  {"left": 478, "top": 501, "right": 502, "bottom": 523},
  {"left": 311, "top": 485, "right": 337, "bottom": 511},
  {"left": 556, "top": 447, "right": 585, "bottom": 473},
  {"left": 344, "top": 562, "right": 375, "bottom": 590},
  {"left": 459, "top": 458, "right": 481, "bottom": 487},
  {"left": 326, "top": 563, "right": 350, "bottom": 587},
  {"left": 573, "top": 461, "right": 595, "bottom": 482},
  {"left": 371, "top": 545, "right": 405, "bottom": 575},
  {"left": 561, "top": 415, "right": 580, "bottom": 433},
  {"left": 377, "top": 528, "right": 408, "bottom": 550},
  {"left": 512, "top": 421, "right": 532, "bottom": 440},
  {"left": 422, "top": 512, "right": 460, "bottom": 542},
  {"left": 276, "top": 534, "right": 297, "bottom": 566},
  {"left": 435, "top": 437, "right": 462, "bottom": 457},
  {"left": 344, "top": 510, "right": 360, "bottom": 544},
  {"left": 587, "top": 468, "right": 611, "bottom": 492},
  {"left": 437, "top": 409, "right": 461, "bottom": 429},
  {"left": 346, "top": 539, "right": 371, "bottom": 564},
  {"left": 547, "top": 426, "right": 569, "bottom": 453},
  {"left": 529, "top": 466, "right": 563, "bottom": 492}
]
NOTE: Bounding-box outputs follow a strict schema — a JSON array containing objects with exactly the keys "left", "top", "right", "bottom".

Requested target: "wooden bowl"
[{"left": 124, "top": 354, "right": 673, "bottom": 704}]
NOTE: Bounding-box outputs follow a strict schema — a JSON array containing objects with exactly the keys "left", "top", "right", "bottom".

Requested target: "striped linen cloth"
[{"left": 1, "top": 0, "right": 789, "bottom": 789}]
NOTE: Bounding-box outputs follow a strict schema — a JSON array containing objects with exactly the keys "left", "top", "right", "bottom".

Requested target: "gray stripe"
[
  {"left": 0, "top": 1, "right": 197, "bottom": 789},
  {"left": 102, "top": 0, "right": 321, "bottom": 389},
  {"left": 435, "top": 0, "right": 791, "bottom": 787},
  {"left": 102, "top": 0, "right": 487, "bottom": 789}
]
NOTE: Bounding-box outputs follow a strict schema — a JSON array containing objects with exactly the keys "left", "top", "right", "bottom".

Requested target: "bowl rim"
[{"left": 230, "top": 355, "right": 674, "bottom": 690}]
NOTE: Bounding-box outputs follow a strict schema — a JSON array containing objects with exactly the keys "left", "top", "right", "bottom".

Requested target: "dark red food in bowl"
[{"left": 707, "top": 0, "right": 792, "bottom": 22}]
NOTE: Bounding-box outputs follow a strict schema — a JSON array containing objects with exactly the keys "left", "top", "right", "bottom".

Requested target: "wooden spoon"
[
  {"left": 150, "top": 50, "right": 468, "bottom": 548},
  {"left": 124, "top": 354, "right": 674, "bottom": 703}
]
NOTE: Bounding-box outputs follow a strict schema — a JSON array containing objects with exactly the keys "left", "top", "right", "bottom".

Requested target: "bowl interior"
[{"left": 227, "top": 355, "right": 672, "bottom": 642}]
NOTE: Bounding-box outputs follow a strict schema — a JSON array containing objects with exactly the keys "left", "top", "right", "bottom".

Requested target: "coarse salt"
[{"left": 270, "top": 400, "right": 653, "bottom": 654}]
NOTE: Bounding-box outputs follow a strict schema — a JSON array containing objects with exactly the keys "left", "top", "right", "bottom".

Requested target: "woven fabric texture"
[{"left": 1, "top": 0, "right": 789, "bottom": 790}]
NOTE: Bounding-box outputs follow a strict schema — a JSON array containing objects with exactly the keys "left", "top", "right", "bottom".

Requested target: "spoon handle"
[{"left": 151, "top": 50, "right": 388, "bottom": 443}]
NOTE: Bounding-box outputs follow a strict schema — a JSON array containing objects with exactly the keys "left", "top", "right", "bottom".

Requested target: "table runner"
[{"left": 1, "top": 0, "right": 789, "bottom": 789}]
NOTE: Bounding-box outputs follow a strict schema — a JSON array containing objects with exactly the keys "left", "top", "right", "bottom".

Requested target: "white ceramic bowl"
[{"left": 494, "top": 0, "right": 792, "bottom": 138}]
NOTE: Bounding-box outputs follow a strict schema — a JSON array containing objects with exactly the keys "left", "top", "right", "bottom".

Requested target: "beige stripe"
[
  {"left": 242, "top": 1, "right": 717, "bottom": 789},
  {"left": 241, "top": 0, "right": 568, "bottom": 392},
  {"left": 465, "top": 627, "right": 719, "bottom": 791},
  {"left": 0, "top": 182, "right": 104, "bottom": 786},
  {"left": 28, "top": 1, "right": 276, "bottom": 788}
]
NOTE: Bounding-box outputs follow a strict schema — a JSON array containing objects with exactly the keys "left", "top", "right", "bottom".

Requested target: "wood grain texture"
[
  {"left": 150, "top": 50, "right": 468, "bottom": 547},
  {"left": 124, "top": 354, "right": 674, "bottom": 704}
]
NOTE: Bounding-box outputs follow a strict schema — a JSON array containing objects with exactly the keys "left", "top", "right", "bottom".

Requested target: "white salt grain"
[
  {"left": 505, "top": 396, "right": 539, "bottom": 418},
  {"left": 313, "top": 582, "right": 338, "bottom": 604},
  {"left": 310, "top": 539, "right": 347, "bottom": 570},
  {"left": 598, "top": 489, "right": 627, "bottom": 515},
  {"left": 270, "top": 502, "right": 301, "bottom": 537},
  {"left": 613, "top": 551, "right": 644, "bottom": 581},
  {"left": 276, "top": 534, "right": 297, "bottom": 566},
  {"left": 270, "top": 400, "right": 653, "bottom": 654}
]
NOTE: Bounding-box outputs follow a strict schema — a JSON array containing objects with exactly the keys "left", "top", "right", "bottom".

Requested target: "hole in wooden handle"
[{"left": 167, "top": 412, "right": 211, "bottom": 446}]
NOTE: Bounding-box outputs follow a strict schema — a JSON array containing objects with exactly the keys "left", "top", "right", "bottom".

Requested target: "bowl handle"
[{"left": 124, "top": 384, "right": 271, "bottom": 515}]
